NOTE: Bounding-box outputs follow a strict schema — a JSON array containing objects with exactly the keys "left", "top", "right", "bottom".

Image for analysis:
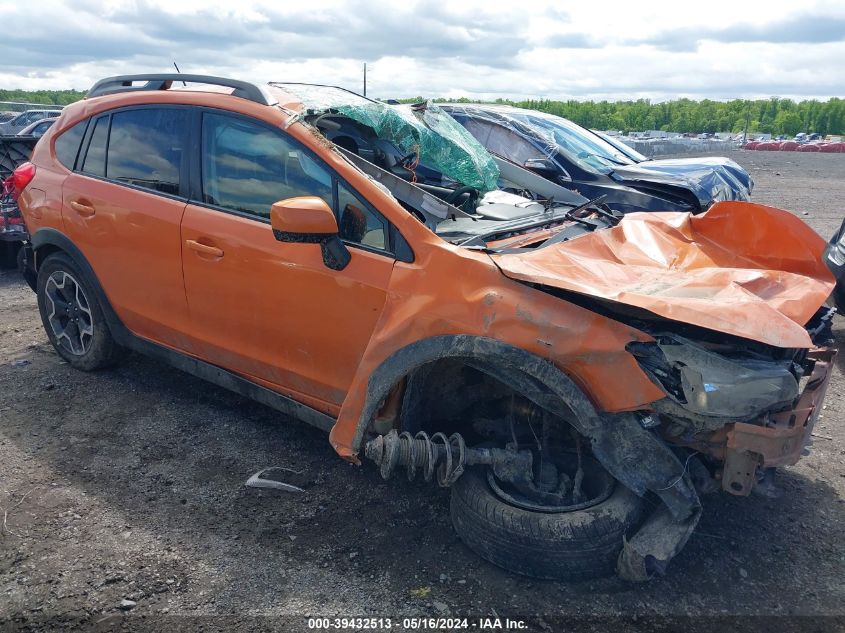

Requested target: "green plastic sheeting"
[{"left": 274, "top": 83, "right": 500, "bottom": 193}]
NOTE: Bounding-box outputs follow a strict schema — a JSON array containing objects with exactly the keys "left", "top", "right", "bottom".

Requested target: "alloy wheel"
[{"left": 44, "top": 271, "right": 94, "bottom": 356}]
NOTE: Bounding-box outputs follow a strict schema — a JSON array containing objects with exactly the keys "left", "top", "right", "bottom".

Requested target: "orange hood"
[{"left": 493, "top": 201, "right": 835, "bottom": 349}]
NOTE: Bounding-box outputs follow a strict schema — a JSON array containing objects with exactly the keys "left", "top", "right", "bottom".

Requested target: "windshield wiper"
[{"left": 458, "top": 195, "right": 613, "bottom": 249}]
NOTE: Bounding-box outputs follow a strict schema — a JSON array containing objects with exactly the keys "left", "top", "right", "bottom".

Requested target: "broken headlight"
[{"left": 628, "top": 335, "right": 799, "bottom": 418}]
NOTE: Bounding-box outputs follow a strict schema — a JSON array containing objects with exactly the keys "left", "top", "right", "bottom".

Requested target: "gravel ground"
[{"left": 0, "top": 150, "right": 844, "bottom": 632}]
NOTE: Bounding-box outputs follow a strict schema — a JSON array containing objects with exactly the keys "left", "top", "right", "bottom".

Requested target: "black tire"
[
  {"left": 450, "top": 466, "right": 643, "bottom": 581},
  {"left": 37, "top": 252, "right": 125, "bottom": 370}
]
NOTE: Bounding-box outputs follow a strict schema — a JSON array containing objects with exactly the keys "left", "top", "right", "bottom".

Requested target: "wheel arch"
[
  {"left": 350, "top": 334, "right": 700, "bottom": 522},
  {"left": 30, "top": 228, "right": 131, "bottom": 345}
]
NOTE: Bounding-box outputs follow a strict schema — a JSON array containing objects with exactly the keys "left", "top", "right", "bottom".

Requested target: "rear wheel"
[
  {"left": 450, "top": 450, "right": 643, "bottom": 581},
  {"left": 36, "top": 252, "right": 125, "bottom": 370}
]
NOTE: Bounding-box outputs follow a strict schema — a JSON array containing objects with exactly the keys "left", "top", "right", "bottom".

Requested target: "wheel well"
[
  {"left": 376, "top": 358, "right": 580, "bottom": 447},
  {"left": 34, "top": 243, "right": 63, "bottom": 270}
]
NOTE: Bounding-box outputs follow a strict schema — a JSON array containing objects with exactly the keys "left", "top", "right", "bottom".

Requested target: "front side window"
[
  {"left": 461, "top": 118, "right": 547, "bottom": 166},
  {"left": 106, "top": 108, "right": 187, "bottom": 195},
  {"left": 337, "top": 181, "right": 386, "bottom": 250},
  {"left": 201, "top": 111, "right": 394, "bottom": 254},
  {"left": 31, "top": 121, "right": 52, "bottom": 138},
  {"left": 201, "top": 112, "right": 332, "bottom": 217}
]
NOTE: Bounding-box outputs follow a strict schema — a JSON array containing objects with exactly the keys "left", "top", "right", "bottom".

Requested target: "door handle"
[
  {"left": 70, "top": 200, "right": 96, "bottom": 217},
  {"left": 185, "top": 239, "right": 224, "bottom": 258}
]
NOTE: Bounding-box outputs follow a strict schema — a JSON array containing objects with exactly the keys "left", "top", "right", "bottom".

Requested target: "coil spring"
[{"left": 366, "top": 429, "right": 466, "bottom": 487}]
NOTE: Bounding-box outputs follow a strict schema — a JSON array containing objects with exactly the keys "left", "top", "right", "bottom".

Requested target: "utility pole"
[
  {"left": 742, "top": 110, "right": 750, "bottom": 144},
  {"left": 363, "top": 63, "right": 367, "bottom": 97}
]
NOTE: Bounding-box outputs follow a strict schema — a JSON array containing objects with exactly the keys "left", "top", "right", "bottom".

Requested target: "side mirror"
[
  {"left": 270, "top": 196, "right": 351, "bottom": 271},
  {"left": 523, "top": 157, "right": 558, "bottom": 174}
]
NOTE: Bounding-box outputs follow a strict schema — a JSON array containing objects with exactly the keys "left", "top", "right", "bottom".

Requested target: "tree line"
[
  {"left": 0, "top": 89, "right": 86, "bottom": 107},
  {"left": 403, "top": 96, "right": 845, "bottom": 136},
  {"left": 4, "top": 88, "right": 843, "bottom": 136}
]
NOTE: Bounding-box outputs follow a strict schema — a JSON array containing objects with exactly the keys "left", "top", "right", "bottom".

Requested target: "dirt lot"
[{"left": 1, "top": 150, "right": 844, "bottom": 631}]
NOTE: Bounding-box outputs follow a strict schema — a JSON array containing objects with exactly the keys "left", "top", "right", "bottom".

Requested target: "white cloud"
[{"left": 2, "top": 0, "right": 843, "bottom": 101}]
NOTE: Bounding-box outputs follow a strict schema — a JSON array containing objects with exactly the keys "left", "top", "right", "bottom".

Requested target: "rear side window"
[
  {"left": 106, "top": 109, "right": 187, "bottom": 195},
  {"left": 81, "top": 116, "right": 108, "bottom": 177},
  {"left": 54, "top": 120, "right": 87, "bottom": 169}
]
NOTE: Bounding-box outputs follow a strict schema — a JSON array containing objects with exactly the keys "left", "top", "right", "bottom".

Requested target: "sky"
[{"left": 1, "top": 0, "right": 844, "bottom": 102}]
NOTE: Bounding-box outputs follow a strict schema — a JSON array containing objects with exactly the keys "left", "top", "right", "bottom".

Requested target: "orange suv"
[{"left": 14, "top": 75, "right": 837, "bottom": 582}]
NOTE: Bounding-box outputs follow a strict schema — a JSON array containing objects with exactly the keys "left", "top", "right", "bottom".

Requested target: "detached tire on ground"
[
  {"left": 36, "top": 252, "right": 125, "bottom": 371},
  {"left": 450, "top": 466, "right": 643, "bottom": 581}
]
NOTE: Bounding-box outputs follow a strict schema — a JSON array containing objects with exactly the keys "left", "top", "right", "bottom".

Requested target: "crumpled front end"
[
  {"left": 615, "top": 156, "right": 754, "bottom": 209},
  {"left": 628, "top": 315, "right": 837, "bottom": 496},
  {"left": 490, "top": 200, "right": 838, "bottom": 579},
  {"left": 493, "top": 201, "right": 836, "bottom": 349}
]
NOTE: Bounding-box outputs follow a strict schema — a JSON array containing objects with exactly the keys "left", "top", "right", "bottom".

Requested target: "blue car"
[{"left": 442, "top": 104, "right": 753, "bottom": 213}]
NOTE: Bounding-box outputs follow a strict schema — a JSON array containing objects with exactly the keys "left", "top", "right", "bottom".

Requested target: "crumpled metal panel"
[
  {"left": 272, "top": 84, "right": 500, "bottom": 193},
  {"left": 612, "top": 156, "right": 753, "bottom": 208},
  {"left": 494, "top": 201, "right": 835, "bottom": 348}
]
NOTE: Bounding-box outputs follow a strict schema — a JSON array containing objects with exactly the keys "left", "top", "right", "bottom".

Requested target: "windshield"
[
  {"left": 505, "top": 111, "right": 636, "bottom": 174},
  {"left": 590, "top": 130, "right": 649, "bottom": 163},
  {"left": 273, "top": 83, "right": 500, "bottom": 192}
]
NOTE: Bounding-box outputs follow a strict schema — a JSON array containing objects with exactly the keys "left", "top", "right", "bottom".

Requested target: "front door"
[{"left": 181, "top": 111, "right": 395, "bottom": 411}]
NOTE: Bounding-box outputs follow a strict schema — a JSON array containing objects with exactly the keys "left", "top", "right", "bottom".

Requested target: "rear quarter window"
[
  {"left": 81, "top": 115, "right": 109, "bottom": 177},
  {"left": 54, "top": 120, "right": 87, "bottom": 169}
]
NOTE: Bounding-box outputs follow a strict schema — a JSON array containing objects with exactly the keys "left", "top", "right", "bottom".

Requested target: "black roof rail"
[{"left": 86, "top": 74, "right": 278, "bottom": 106}]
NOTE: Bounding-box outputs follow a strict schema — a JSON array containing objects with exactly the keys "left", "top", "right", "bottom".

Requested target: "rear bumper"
[
  {"left": 704, "top": 347, "right": 836, "bottom": 495},
  {"left": 0, "top": 228, "right": 27, "bottom": 242}
]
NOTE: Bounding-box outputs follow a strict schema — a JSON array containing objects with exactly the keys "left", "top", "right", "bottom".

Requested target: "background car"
[
  {"left": 16, "top": 116, "right": 58, "bottom": 138},
  {"left": 0, "top": 109, "right": 62, "bottom": 135},
  {"left": 824, "top": 217, "right": 845, "bottom": 311},
  {"left": 443, "top": 104, "right": 754, "bottom": 213}
]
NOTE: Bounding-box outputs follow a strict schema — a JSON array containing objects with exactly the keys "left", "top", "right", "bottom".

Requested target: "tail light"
[{"left": 11, "top": 162, "right": 36, "bottom": 201}]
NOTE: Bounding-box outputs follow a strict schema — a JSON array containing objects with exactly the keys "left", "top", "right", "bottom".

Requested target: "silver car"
[{"left": 0, "top": 109, "right": 62, "bottom": 135}]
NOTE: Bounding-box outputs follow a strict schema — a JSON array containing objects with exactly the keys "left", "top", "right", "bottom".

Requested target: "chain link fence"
[
  {"left": 0, "top": 101, "right": 65, "bottom": 115},
  {"left": 621, "top": 137, "right": 742, "bottom": 157}
]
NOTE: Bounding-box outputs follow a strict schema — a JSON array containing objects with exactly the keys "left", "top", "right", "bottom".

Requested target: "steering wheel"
[{"left": 445, "top": 185, "right": 480, "bottom": 208}]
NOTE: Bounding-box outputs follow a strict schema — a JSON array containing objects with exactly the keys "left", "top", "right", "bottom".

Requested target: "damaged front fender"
[{"left": 342, "top": 335, "right": 701, "bottom": 581}]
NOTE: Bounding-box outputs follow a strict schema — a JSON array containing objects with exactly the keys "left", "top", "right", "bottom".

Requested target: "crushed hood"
[
  {"left": 612, "top": 157, "right": 753, "bottom": 208},
  {"left": 493, "top": 201, "right": 835, "bottom": 348}
]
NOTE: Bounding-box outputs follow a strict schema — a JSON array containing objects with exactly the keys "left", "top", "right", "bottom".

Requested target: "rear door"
[
  {"left": 61, "top": 106, "right": 192, "bottom": 348},
  {"left": 180, "top": 110, "right": 396, "bottom": 410}
]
